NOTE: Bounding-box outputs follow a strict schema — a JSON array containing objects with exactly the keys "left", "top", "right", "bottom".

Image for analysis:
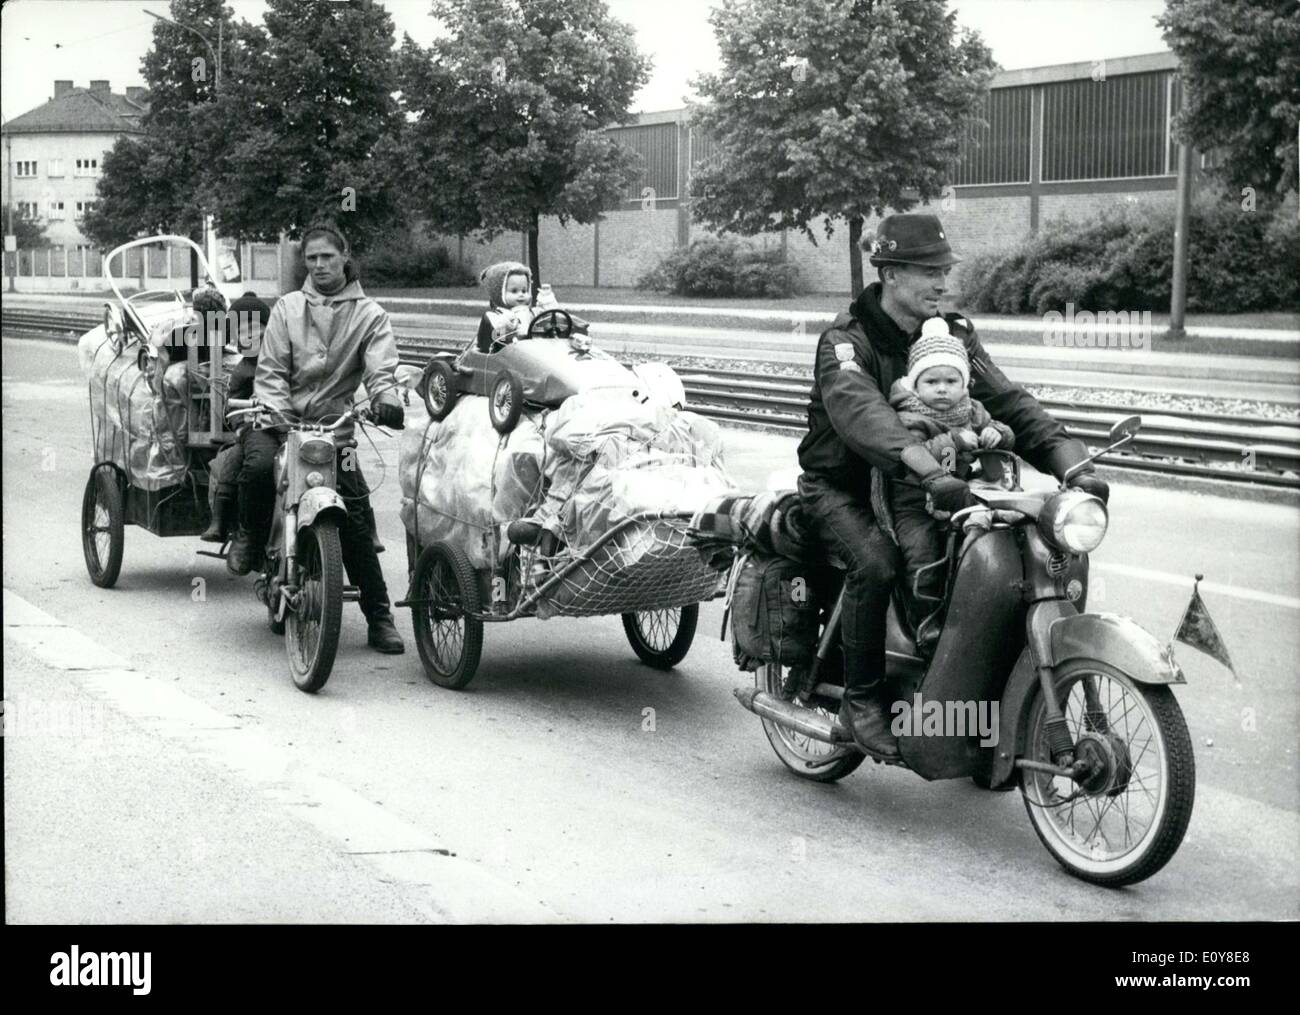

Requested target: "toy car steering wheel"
[{"left": 525, "top": 308, "right": 574, "bottom": 340}]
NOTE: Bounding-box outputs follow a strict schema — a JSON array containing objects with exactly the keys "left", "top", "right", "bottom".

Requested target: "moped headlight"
[
  {"left": 1037, "top": 491, "right": 1107, "bottom": 553},
  {"left": 300, "top": 438, "right": 334, "bottom": 465}
]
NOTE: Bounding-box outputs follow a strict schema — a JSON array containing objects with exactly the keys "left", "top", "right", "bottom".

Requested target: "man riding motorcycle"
[
  {"left": 227, "top": 219, "right": 407, "bottom": 654},
  {"left": 797, "top": 213, "right": 1109, "bottom": 758}
]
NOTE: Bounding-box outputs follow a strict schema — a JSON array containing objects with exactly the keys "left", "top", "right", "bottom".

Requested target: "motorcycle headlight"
[
  {"left": 1038, "top": 491, "right": 1108, "bottom": 553},
  {"left": 299, "top": 438, "right": 334, "bottom": 465}
]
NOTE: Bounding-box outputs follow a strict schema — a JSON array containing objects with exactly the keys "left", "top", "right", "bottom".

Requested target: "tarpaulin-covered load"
[
  {"left": 398, "top": 395, "right": 546, "bottom": 570},
  {"left": 399, "top": 387, "right": 736, "bottom": 617},
  {"left": 78, "top": 326, "right": 217, "bottom": 491}
]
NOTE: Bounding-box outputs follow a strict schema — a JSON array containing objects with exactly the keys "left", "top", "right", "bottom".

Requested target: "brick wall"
[
  {"left": 1038, "top": 190, "right": 1175, "bottom": 226},
  {"left": 538, "top": 216, "right": 595, "bottom": 286},
  {"left": 593, "top": 207, "right": 678, "bottom": 287}
]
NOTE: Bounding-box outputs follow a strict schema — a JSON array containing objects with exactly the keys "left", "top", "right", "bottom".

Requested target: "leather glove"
[
  {"left": 921, "top": 472, "right": 976, "bottom": 515},
  {"left": 373, "top": 401, "right": 404, "bottom": 430},
  {"left": 1068, "top": 470, "right": 1110, "bottom": 504}
]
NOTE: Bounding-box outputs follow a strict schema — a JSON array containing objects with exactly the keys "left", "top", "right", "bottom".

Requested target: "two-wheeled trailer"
[{"left": 80, "top": 235, "right": 237, "bottom": 587}]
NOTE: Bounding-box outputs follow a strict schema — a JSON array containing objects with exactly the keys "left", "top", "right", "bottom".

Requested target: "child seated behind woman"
[
  {"left": 885, "top": 318, "right": 1015, "bottom": 648},
  {"left": 476, "top": 261, "right": 535, "bottom": 352},
  {"left": 202, "top": 292, "right": 271, "bottom": 542}
]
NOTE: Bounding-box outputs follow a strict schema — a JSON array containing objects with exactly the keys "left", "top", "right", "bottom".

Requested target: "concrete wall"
[{"left": 1, "top": 131, "right": 124, "bottom": 246}]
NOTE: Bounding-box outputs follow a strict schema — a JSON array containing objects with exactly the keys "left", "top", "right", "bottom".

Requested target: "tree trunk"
[
  {"left": 527, "top": 209, "right": 541, "bottom": 298},
  {"left": 849, "top": 215, "right": 864, "bottom": 297}
]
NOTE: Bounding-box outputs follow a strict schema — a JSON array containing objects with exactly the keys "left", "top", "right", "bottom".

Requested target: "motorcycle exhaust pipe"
[{"left": 733, "top": 687, "right": 850, "bottom": 745}]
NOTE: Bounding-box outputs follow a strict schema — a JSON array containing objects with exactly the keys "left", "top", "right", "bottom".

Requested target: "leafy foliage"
[
  {"left": 689, "top": 0, "right": 995, "bottom": 293},
  {"left": 4, "top": 206, "right": 52, "bottom": 248},
  {"left": 395, "top": 0, "right": 651, "bottom": 285},
  {"left": 355, "top": 231, "right": 475, "bottom": 288},
  {"left": 958, "top": 195, "right": 1300, "bottom": 314},
  {"left": 637, "top": 237, "right": 803, "bottom": 297},
  {"left": 1158, "top": 0, "right": 1300, "bottom": 196},
  {"left": 207, "top": 0, "right": 406, "bottom": 248}
]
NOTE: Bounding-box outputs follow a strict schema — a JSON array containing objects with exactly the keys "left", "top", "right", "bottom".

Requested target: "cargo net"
[{"left": 527, "top": 515, "right": 723, "bottom": 619}]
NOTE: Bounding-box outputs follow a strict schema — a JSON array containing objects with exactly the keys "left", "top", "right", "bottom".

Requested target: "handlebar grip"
[{"left": 227, "top": 397, "right": 254, "bottom": 409}]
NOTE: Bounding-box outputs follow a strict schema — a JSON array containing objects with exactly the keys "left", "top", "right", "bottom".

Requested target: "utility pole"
[
  {"left": 6, "top": 134, "right": 15, "bottom": 292},
  {"left": 1168, "top": 141, "right": 1194, "bottom": 340}
]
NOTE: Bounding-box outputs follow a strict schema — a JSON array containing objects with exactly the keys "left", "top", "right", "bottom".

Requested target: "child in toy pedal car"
[{"left": 476, "top": 261, "right": 535, "bottom": 352}]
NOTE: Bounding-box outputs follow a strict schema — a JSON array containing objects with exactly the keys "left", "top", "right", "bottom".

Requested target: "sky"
[{"left": 1, "top": 0, "right": 1171, "bottom": 123}]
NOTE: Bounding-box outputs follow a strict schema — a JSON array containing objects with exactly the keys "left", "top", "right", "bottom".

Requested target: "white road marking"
[
  {"left": 1093, "top": 562, "right": 1300, "bottom": 610},
  {"left": 3, "top": 587, "right": 560, "bottom": 923}
]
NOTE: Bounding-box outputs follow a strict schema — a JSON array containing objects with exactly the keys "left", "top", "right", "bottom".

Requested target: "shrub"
[
  {"left": 958, "top": 196, "right": 1300, "bottom": 314},
  {"left": 637, "top": 236, "right": 803, "bottom": 298},
  {"left": 358, "top": 234, "right": 474, "bottom": 288}
]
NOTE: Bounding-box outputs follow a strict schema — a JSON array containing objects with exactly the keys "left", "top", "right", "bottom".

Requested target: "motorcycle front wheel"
[
  {"left": 1020, "top": 659, "right": 1195, "bottom": 887},
  {"left": 285, "top": 520, "right": 344, "bottom": 693},
  {"left": 758, "top": 663, "right": 865, "bottom": 783}
]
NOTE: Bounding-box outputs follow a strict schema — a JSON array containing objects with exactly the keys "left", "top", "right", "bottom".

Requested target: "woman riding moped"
[{"left": 228, "top": 218, "right": 407, "bottom": 654}]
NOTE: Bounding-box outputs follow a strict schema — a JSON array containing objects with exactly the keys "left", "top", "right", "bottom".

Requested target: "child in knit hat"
[
  {"left": 476, "top": 261, "right": 534, "bottom": 352},
  {"left": 885, "top": 317, "right": 1015, "bottom": 648}
]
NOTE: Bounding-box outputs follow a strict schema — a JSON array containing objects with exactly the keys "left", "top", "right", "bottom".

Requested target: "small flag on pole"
[{"left": 1173, "top": 574, "right": 1238, "bottom": 679}]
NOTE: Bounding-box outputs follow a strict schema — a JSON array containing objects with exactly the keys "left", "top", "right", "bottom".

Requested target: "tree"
[
  {"left": 207, "top": 0, "right": 406, "bottom": 249},
  {"left": 83, "top": 0, "right": 257, "bottom": 251},
  {"left": 1158, "top": 0, "right": 1300, "bottom": 197},
  {"left": 690, "top": 0, "right": 995, "bottom": 295},
  {"left": 3, "top": 207, "right": 51, "bottom": 248},
  {"left": 397, "top": 0, "right": 651, "bottom": 288}
]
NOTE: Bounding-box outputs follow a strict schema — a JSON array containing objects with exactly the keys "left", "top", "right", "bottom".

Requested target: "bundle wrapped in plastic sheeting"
[
  {"left": 398, "top": 395, "right": 545, "bottom": 570},
  {"left": 78, "top": 325, "right": 221, "bottom": 491}
]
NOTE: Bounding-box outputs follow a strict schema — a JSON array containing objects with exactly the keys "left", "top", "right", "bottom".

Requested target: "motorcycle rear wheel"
[
  {"left": 758, "top": 663, "right": 865, "bottom": 783},
  {"left": 1020, "top": 659, "right": 1195, "bottom": 887},
  {"left": 285, "top": 521, "right": 343, "bottom": 694}
]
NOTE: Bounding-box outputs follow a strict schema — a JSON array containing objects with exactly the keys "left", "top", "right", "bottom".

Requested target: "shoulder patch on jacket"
[{"left": 834, "top": 342, "right": 856, "bottom": 362}]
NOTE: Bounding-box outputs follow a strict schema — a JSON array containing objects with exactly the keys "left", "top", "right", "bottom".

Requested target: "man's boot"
[
  {"left": 201, "top": 494, "right": 236, "bottom": 543},
  {"left": 839, "top": 682, "right": 900, "bottom": 758},
  {"left": 226, "top": 529, "right": 262, "bottom": 575},
  {"left": 367, "top": 610, "right": 405, "bottom": 654}
]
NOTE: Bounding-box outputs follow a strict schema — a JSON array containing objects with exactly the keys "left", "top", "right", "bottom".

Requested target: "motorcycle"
[
  {"left": 733, "top": 416, "right": 1196, "bottom": 887},
  {"left": 225, "top": 398, "right": 370, "bottom": 693}
]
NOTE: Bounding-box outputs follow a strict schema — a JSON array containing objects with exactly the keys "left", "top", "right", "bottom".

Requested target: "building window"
[
  {"left": 18, "top": 201, "right": 40, "bottom": 219},
  {"left": 48, "top": 200, "right": 66, "bottom": 220},
  {"left": 954, "top": 85, "right": 1033, "bottom": 185},
  {"left": 75, "top": 200, "right": 97, "bottom": 219},
  {"left": 15, "top": 160, "right": 37, "bottom": 177},
  {"left": 48, "top": 158, "right": 65, "bottom": 177},
  {"left": 1041, "top": 71, "right": 1173, "bottom": 181},
  {"left": 75, "top": 158, "right": 101, "bottom": 177}
]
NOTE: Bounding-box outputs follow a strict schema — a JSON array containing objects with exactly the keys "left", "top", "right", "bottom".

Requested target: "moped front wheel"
[
  {"left": 1020, "top": 660, "right": 1195, "bottom": 887},
  {"left": 757, "top": 663, "right": 865, "bottom": 783},
  {"left": 285, "top": 520, "right": 344, "bottom": 694}
]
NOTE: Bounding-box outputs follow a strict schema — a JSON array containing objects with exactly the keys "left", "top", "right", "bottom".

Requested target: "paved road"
[{"left": 4, "top": 336, "right": 1298, "bottom": 922}]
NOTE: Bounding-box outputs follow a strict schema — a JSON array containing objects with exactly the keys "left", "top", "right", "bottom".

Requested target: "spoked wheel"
[
  {"left": 621, "top": 605, "right": 698, "bottom": 670},
  {"left": 284, "top": 521, "right": 344, "bottom": 693},
  {"left": 411, "top": 541, "right": 483, "bottom": 689},
  {"left": 757, "top": 662, "right": 865, "bottom": 783},
  {"left": 1020, "top": 660, "right": 1195, "bottom": 887},
  {"left": 421, "top": 359, "right": 458, "bottom": 421},
  {"left": 81, "top": 465, "right": 124, "bottom": 588},
  {"left": 489, "top": 370, "right": 524, "bottom": 433}
]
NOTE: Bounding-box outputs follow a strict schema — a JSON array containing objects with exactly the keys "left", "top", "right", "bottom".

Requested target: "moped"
[
  {"left": 225, "top": 398, "right": 370, "bottom": 693},
  {"left": 733, "top": 416, "right": 1195, "bottom": 886}
]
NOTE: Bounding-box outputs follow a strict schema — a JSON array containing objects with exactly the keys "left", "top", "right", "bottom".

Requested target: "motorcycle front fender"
[
  {"left": 989, "top": 606, "right": 1185, "bottom": 788},
  {"left": 296, "top": 487, "right": 347, "bottom": 530}
]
